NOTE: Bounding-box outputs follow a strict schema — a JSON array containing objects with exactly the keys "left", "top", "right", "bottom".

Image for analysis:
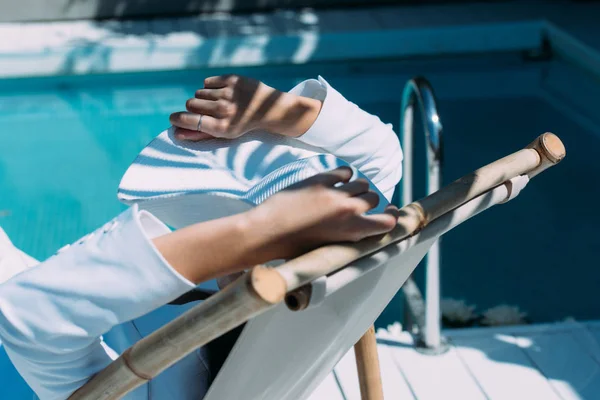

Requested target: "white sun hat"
[{"left": 118, "top": 127, "right": 386, "bottom": 230}]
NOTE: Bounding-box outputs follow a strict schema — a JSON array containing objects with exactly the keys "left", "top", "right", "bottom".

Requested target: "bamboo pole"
[
  {"left": 70, "top": 133, "right": 565, "bottom": 400},
  {"left": 69, "top": 267, "right": 287, "bottom": 400},
  {"left": 354, "top": 326, "right": 384, "bottom": 400},
  {"left": 283, "top": 132, "right": 565, "bottom": 310}
]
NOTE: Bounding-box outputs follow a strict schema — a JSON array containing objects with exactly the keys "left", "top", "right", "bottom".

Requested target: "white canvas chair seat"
[{"left": 204, "top": 179, "right": 521, "bottom": 400}]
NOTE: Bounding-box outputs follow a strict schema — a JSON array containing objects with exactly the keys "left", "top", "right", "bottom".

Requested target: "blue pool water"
[{"left": 1, "top": 53, "right": 599, "bottom": 332}]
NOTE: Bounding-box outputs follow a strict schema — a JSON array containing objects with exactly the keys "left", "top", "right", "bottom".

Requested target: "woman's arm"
[
  {"left": 170, "top": 74, "right": 403, "bottom": 201},
  {"left": 155, "top": 167, "right": 397, "bottom": 283},
  {"left": 0, "top": 169, "right": 396, "bottom": 399},
  {"left": 0, "top": 205, "right": 191, "bottom": 400},
  {"left": 170, "top": 75, "right": 323, "bottom": 142},
  {"left": 288, "top": 76, "right": 403, "bottom": 201}
]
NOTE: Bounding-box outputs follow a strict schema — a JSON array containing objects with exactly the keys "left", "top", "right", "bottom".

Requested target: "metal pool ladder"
[{"left": 398, "top": 77, "right": 447, "bottom": 354}]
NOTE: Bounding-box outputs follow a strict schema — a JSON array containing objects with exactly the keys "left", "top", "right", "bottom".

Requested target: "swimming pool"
[{"left": 1, "top": 52, "right": 599, "bottom": 328}]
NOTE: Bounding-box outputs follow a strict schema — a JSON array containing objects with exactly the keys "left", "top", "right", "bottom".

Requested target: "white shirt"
[{"left": 0, "top": 77, "right": 403, "bottom": 400}]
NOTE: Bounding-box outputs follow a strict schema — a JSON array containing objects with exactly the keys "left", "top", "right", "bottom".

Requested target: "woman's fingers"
[
  {"left": 351, "top": 212, "right": 398, "bottom": 240},
  {"left": 169, "top": 112, "right": 224, "bottom": 137},
  {"left": 335, "top": 179, "right": 370, "bottom": 197},
  {"left": 173, "top": 127, "right": 213, "bottom": 141},
  {"left": 349, "top": 191, "right": 381, "bottom": 213},
  {"left": 307, "top": 167, "right": 354, "bottom": 186},
  {"left": 171, "top": 94, "right": 240, "bottom": 141},
  {"left": 203, "top": 75, "right": 238, "bottom": 89},
  {"left": 170, "top": 111, "right": 201, "bottom": 130},
  {"left": 384, "top": 204, "right": 401, "bottom": 219},
  {"left": 343, "top": 196, "right": 399, "bottom": 240},
  {"left": 288, "top": 167, "right": 354, "bottom": 190},
  {"left": 195, "top": 88, "right": 234, "bottom": 101},
  {"left": 185, "top": 98, "right": 234, "bottom": 118}
]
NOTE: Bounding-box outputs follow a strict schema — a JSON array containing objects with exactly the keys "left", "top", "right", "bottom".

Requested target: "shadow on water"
[{"left": 54, "top": 2, "right": 322, "bottom": 77}]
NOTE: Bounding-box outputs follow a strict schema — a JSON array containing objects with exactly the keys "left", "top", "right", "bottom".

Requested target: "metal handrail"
[{"left": 398, "top": 77, "right": 445, "bottom": 353}]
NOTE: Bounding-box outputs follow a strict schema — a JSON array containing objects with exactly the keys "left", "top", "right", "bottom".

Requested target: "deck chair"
[{"left": 70, "top": 131, "right": 565, "bottom": 400}]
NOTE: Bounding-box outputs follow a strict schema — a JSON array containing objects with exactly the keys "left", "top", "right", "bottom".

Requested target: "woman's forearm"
[
  {"left": 264, "top": 93, "right": 323, "bottom": 138},
  {"left": 152, "top": 211, "right": 272, "bottom": 284},
  {"left": 289, "top": 77, "right": 403, "bottom": 201}
]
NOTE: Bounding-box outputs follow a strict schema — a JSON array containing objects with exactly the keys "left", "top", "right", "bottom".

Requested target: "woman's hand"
[
  {"left": 153, "top": 167, "right": 398, "bottom": 284},
  {"left": 247, "top": 167, "right": 399, "bottom": 260},
  {"left": 169, "top": 75, "right": 322, "bottom": 141}
]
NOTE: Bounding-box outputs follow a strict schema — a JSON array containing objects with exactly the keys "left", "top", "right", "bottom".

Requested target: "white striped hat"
[{"left": 117, "top": 127, "right": 371, "bottom": 229}]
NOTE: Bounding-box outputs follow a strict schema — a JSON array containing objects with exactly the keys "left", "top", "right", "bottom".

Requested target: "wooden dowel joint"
[
  {"left": 395, "top": 202, "right": 427, "bottom": 236},
  {"left": 538, "top": 132, "right": 566, "bottom": 164},
  {"left": 406, "top": 202, "right": 428, "bottom": 232},
  {"left": 248, "top": 265, "right": 288, "bottom": 304},
  {"left": 285, "top": 284, "right": 312, "bottom": 311},
  {"left": 526, "top": 132, "right": 566, "bottom": 178}
]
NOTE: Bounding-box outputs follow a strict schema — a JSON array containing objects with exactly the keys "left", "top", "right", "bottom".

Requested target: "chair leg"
[{"left": 354, "top": 325, "right": 384, "bottom": 400}]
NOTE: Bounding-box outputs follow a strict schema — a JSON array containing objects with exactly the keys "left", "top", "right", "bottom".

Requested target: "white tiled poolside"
[
  {"left": 2, "top": 2, "right": 600, "bottom": 81},
  {"left": 310, "top": 320, "right": 600, "bottom": 399}
]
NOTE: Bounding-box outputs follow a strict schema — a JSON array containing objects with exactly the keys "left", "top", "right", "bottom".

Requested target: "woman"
[{"left": 0, "top": 74, "right": 402, "bottom": 399}]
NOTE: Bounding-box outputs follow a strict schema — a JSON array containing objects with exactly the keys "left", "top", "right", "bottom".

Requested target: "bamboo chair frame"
[{"left": 69, "top": 133, "right": 566, "bottom": 400}]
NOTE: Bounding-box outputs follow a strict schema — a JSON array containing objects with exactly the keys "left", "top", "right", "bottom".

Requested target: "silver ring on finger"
[{"left": 197, "top": 114, "right": 203, "bottom": 131}]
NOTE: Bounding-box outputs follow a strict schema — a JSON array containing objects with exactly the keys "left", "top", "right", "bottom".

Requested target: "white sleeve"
[
  {"left": 289, "top": 76, "right": 403, "bottom": 201},
  {"left": 0, "top": 205, "right": 195, "bottom": 400},
  {"left": 0, "top": 227, "right": 39, "bottom": 285}
]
